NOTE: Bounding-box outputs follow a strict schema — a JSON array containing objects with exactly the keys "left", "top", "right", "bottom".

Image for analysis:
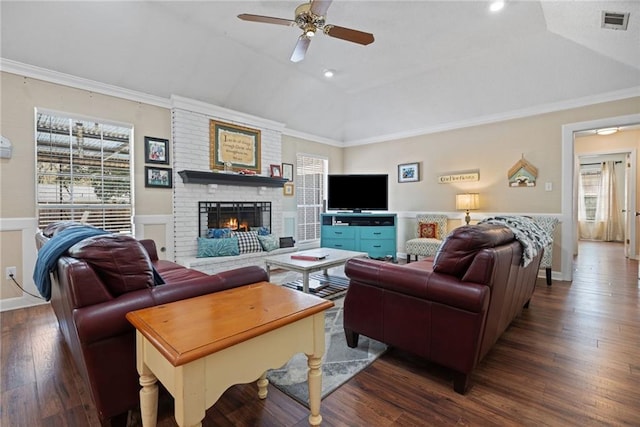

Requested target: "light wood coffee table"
[
  {"left": 126, "top": 282, "right": 334, "bottom": 427},
  {"left": 264, "top": 247, "right": 368, "bottom": 293}
]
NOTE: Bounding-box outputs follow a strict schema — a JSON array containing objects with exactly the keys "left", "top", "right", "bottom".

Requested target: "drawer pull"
[
  {"left": 373, "top": 232, "right": 381, "bottom": 235},
  {"left": 373, "top": 245, "right": 381, "bottom": 248}
]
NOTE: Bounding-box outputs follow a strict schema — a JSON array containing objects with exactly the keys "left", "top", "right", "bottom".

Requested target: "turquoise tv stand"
[{"left": 320, "top": 213, "right": 397, "bottom": 260}]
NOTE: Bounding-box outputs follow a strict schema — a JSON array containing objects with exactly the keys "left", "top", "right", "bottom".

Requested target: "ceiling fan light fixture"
[
  {"left": 304, "top": 24, "right": 316, "bottom": 37},
  {"left": 323, "top": 69, "right": 335, "bottom": 78}
]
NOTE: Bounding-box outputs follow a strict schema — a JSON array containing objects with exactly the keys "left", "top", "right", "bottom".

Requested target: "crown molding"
[
  {"left": 170, "top": 95, "right": 285, "bottom": 132},
  {"left": 281, "top": 127, "right": 343, "bottom": 147},
  {"left": 0, "top": 58, "right": 170, "bottom": 109},
  {"left": 344, "top": 86, "right": 640, "bottom": 147}
]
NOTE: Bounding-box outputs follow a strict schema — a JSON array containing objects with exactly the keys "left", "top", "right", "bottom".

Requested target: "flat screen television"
[{"left": 327, "top": 174, "right": 388, "bottom": 212}]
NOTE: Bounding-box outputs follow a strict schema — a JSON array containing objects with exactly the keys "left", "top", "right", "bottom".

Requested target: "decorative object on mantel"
[
  {"left": 398, "top": 162, "right": 419, "bottom": 183},
  {"left": 270, "top": 164, "right": 282, "bottom": 178},
  {"left": 437, "top": 170, "right": 479, "bottom": 184},
  {"left": 283, "top": 182, "right": 294, "bottom": 196},
  {"left": 282, "top": 162, "right": 294, "bottom": 181},
  {"left": 209, "top": 120, "right": 261, "bottom": 172},
  {"left": 456, "top": 193, "right": 480, "bottom": 225},
  {"left": 144, "top": 136, "right": 170, "bottom": 165},
  {"left": 508, "top": 155, "right": 538, "bottom": 187},
  {"left": 178, "top": 170, "right": 288, "bottom": 187}
]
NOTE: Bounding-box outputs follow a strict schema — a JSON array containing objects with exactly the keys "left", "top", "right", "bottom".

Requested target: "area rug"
[
  {"left": 266, "top": 296, "right": 387, "bottom": 407},
  {"left": 281, "top": 272, "right": 351, "bottom": 300}
]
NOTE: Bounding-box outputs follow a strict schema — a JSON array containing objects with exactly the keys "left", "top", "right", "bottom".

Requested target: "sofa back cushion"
[
  {"left": 433, "top": 224, "right": 514, "bottom": 278},
  {"left": 68, "top": 235, "right": 154, "bottom": 296}
]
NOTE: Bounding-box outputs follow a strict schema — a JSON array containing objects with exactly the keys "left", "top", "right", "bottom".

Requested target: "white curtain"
[{"left": 578, "top": 161, "right": 624, "bottom": 241}]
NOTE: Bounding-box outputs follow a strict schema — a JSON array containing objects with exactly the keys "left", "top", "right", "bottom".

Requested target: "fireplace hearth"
[{"left": 199, "top": 201, "right": 272, "bottom": 237}]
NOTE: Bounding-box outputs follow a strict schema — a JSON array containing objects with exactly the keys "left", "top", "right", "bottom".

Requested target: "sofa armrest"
[
  {"left": 138, "top": 239, "right": 159, "bottom": 262},
  {"left": 345, "top": 258, "right": 489, "bottom": 313}
]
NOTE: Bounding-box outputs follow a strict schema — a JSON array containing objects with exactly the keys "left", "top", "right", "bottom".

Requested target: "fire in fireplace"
[{"left": 199, "top": 201, "right": 272, "bottom": 237}]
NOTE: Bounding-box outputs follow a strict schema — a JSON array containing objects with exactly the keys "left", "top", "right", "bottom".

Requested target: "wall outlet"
[{"left": 6, "top": 266, "right": 17, "bottom": 280}]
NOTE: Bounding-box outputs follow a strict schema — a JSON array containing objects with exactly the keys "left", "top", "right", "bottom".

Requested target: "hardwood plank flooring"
[{"left": 1, "top": 241, "right": 638, "bottom": 426}]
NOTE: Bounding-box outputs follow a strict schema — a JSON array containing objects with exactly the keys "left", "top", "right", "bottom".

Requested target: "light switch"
[{"left": 545, "top": 182, "right": 552, "bottom": 191}]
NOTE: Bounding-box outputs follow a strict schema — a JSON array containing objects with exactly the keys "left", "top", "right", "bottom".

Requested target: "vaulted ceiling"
[{"left": 1, "top": 1, "right": 639, "bottom": 144}]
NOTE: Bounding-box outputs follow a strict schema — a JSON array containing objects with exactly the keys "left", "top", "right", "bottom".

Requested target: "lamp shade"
[{"left": 456, "top": 193, "right": 480, "bottom": 210}]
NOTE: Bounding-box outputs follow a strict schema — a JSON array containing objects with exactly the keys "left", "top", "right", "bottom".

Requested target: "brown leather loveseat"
[
  {"left": 343, "top": 223, "right": 544, "bottom": 394},
  {"left": 35, "top": 221, "right": 269, "bottom": 425}
]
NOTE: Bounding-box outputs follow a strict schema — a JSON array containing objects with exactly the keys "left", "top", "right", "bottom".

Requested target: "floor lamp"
[{"left": 456, "top": 193, "right": 480, "bottom": 225}]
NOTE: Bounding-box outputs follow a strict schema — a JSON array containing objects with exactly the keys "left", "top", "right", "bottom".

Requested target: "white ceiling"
[{"left": 1, "top": 1, "right": 639, "bottom": 144}]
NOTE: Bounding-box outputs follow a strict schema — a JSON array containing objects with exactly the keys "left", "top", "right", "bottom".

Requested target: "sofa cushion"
[
  {"left": 418, "top": 222, "right": 439, "bottom": 239},
  {"left": 257, "top": 234, "right": 280, "bottom": 252},
  {"left": 197, "top": 236, "right": 240, "bottom": 257},
  {"left": 433, "top": 224, "right": 514, "bottom": 278},
  {"left": 68, "top": 234, "right": 154, "bottom": 296},
  {"left": 233, "top": 231, "right": 262, "bottom": 254}
]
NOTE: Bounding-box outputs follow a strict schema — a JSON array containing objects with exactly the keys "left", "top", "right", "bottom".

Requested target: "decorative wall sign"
[
  {"left": 437, "top": 171, "right": 479, "bottom": 184},
  {"left": 508, "top": 156, "right": 538, "bottom": 187},
  {"left": 210, "top": 120, "right": 261, "bottom": 172}
]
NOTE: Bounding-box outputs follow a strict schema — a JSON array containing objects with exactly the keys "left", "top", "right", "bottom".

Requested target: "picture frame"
[
  {"left": 398, "top": 162, "right": 420, "bottom": 183},
  {"left": 145, "top": 167, "right": 172, "bottom": 188},
  {"left": 282, "top": 162, "right": 294, "bottom": 181},
  {"left": 209, "top": 120, "right": 261, "bottom": 172},
  {"left": 144, "top": 136, "right": 170, "bottom": 165},
  {"left": 283, "top": 182, "right": 295, "bottom": 197},
  {"left": 270, "top": 164, "right": 282, "bottom": 178}
]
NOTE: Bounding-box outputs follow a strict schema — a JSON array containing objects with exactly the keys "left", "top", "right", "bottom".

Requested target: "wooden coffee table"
[
  {"left": 126, "top": 282, "right": 334, "bottom": 427},
  {"left": 264, "top": 247, "right": 368, "bottom": 293}
]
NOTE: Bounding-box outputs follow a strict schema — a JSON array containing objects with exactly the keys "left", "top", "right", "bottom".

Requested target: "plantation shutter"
[
  {"left": 36, "top": 111, "right": 133, "bottom": 233},
  {"left": 295, "top": 154, "right": 327, "bottom": 242}
]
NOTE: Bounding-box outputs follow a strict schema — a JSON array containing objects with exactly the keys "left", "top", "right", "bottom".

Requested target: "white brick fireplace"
[{"left": 171, "top": 96, "right": 286, "bottom": 261}]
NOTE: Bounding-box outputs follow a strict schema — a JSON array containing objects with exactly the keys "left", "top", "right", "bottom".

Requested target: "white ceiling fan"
[{"left": 238, "top": 0, "right": 374, "bottom": 63}]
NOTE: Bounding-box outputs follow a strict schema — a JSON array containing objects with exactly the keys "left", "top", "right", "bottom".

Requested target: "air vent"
[{"left": 601, "top": 11, "right": 629, "bottom": 30}]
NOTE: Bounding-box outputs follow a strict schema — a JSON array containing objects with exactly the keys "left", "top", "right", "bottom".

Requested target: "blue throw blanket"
[
  {"left": 33, "top": 226, "right": 109, "bottom": 301},
  {"left": 479, "top": 216, "right": 552, "bottom": 267}
]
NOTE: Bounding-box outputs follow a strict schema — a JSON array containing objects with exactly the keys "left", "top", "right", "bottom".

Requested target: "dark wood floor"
[{"left": 2, "top": 241, "right": 638, "bottom": 426}]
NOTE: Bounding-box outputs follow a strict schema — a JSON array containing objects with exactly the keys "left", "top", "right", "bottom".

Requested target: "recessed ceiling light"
[
  {"left": 490, "top": 0, "right": 505, "bottom": 12},
  {"left": 323, "top": 69, "right": 335, "bottom": 78},
  {"left": 595, "top": 127, "right": 618, "bottom": 135}
]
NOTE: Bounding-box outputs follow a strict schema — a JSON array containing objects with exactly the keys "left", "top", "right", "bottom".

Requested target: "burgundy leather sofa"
[
  {"left": 35, "top": 222, "right": 269, "bottom": 425},
  {"left": 343, "top": 223, "right": 543, "bottom": 394}
]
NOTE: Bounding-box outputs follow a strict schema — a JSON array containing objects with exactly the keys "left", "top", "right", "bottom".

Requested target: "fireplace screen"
[{"left": 199, "top": 201, "right": 271, "bottom": 237}]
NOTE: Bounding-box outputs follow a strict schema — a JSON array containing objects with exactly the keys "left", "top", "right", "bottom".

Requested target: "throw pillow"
[
  {"left": 257, "top": 234, "right": 280, "bottom": 252},
  {"left": 419, "top": 222, "right": 439, "bottom": 239},
  {"left": 251, "top": 226, "right": 271, "bottom": 236},
  {"left": 207, "top": 227, "right": 232, "bottom": 239},
  {"left": 197, "top": 236, "right": 240, "bottom": 258},
  {"left": 232, "top": 231, "right": 262, "bottom": 254}
]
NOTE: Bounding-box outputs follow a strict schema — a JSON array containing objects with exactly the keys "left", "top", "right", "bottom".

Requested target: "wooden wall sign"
[
  {"left": 437, "top": 171, "right": 479, "bottom": 184},
  {"left": 210, "top": 120, "right": 261, "bottom": 172},
  {"left": 508, "top": 156, "right": 538, "bottom": 187}
]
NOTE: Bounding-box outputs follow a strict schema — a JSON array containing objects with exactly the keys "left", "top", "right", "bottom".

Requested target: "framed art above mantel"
[{"left": 209, "top": 120, "right": 261, "bottom": 172}]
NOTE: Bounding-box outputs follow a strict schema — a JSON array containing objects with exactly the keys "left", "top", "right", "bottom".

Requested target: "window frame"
[{"left": 295, "top": 153, "right": 328, "bottom": 243}]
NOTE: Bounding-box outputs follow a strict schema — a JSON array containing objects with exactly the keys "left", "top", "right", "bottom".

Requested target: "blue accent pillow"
[
  {"left": 251, "top": 226, "right": 271, "bottom": 236},
  {"left": 207, "top": 228, "right": 231, "bottom": 239},
  {"left": 197, "top": 236, "right": 239, "bottom": 258},
  {"left": 257, "top": 235, "right": 280, "bottom": 252}
]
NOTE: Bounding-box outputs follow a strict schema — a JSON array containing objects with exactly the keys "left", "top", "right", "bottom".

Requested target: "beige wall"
[{"left": 343, "top": 99, "right": 640, "bottom": 214}]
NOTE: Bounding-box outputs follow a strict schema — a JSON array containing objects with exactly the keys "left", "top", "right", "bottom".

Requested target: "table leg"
[
  {"left": 257, "top": 371, "right": 269, "bottom": 399},
  {"left": 265, "top": 262, "right": 271, "bottom": 281},
  {"left": 302, "top": 271, "right": 310, "bottom": 293},
  {"left": 139, "top": 366, "right": 159, "bottom": 427},
  {"left": 306, "top": 353, "right": 323, "bottom": 426}
]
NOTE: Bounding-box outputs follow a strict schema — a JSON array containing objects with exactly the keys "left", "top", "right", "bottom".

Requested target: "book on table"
[{"left": 291, "top": 249, "right": 330, "bottom": 261}]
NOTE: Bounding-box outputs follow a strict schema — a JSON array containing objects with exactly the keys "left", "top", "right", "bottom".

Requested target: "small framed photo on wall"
[
  {"left": 270, "top": 164, "right": 282, "bottom": 178},
  {"left": 145, "top": 167, "right": 172, "bottom": 188},
  {"left": 282, "top": 163, "right": 294, "bottom": 181},
  {"left": 283, "top": 182, "right": 294, "bottom": 196},
  {"left": 144, "top": 136, "right": 170, "bottom": 165},
  {"left": 398, "top": 162, "right": 420, "bottom": 183}
]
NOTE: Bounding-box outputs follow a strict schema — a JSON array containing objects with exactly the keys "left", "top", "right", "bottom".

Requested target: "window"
[
  {"left": 295, "top": 154, "right": 327, "bottom": 242},
  {"left": 579, "top": 167, "right": 601, "bottom": 221},
  {"left": 36, "top": 111, "right": 133, "bottom": 233}
]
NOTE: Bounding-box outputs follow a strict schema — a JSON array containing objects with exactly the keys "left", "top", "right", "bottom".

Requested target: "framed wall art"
[
  {"left": 145, "top": 167, "right": 172, "bottom": 188},
  {"left": 270, "top": 164, "right": 282, "bottom": 178},
  {"left": 282, "top": 162, "right": 294, "bottom": 181},
  {"left": 283, "top": 182, "right": 295, "bottom": 197},
  {"left": 209, "top": 120, "right": 261, "bottom": 172},
  {"left": 144, "top": 136, "right": 169, "bottom": 165},
  {"left": 398, "top": 162, "right": 420, "bottom": 183}
]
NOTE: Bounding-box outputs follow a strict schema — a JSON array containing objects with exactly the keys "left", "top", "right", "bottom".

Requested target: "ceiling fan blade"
[
  {"left": 310, "top": 0, "right": 333, "bottom": 17},
  {"left": 324, "top": 25, "right": 374, "bottom": 45},
  {"left": 290, "top": 35, "right": 311, "bottom": 63},
  {"left": 237, "top": 14, "right": 296, "bottom": 27}
]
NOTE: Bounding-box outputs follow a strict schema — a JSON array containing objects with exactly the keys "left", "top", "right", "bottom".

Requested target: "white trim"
[
  {"left": 1, "top": 58, "right": 170, "bottom": 109},
  {"left": 282, "top": 127, "right": 342, "bottom": 147},
  {"left": 171, "top": 95, "right": 285, "bottom": 132},
  {"left": 345, "top": 87, "right": 640, "bottom": 147},
  {"left": 561, "top": 113, "right": 640, "bottom": 282},
  {"left": 0, "top": 218, "right": 46, "bottom": 312}
]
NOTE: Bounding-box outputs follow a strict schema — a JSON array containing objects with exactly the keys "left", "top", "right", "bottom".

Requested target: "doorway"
[{"left": 561, "top": 113, "right": 640, "bottom": 282}]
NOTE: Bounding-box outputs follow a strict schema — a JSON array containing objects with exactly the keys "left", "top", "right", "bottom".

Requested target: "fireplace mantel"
[{"left": 178, "top": 170, "right": 288, "bottom": 187}]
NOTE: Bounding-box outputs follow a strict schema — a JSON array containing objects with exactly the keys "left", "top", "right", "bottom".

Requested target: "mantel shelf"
[{"left": 178, "top": 170, "right": 288, "bottom": 187}]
